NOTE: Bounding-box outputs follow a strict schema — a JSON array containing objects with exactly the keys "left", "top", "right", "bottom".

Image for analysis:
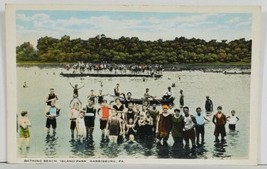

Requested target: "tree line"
[{"left": 16, "top": 34, "right": 252, "bottom": 64}]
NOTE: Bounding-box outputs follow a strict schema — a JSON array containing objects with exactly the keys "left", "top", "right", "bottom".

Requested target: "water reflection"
[
  {"left": 213, "top": 141, "right": 231, "bottom": 158},
  {"left": 18, "top": 145, "right": 31, "bottom": 158},
  {"left": 157, "top": 141, "right": 170, "bottom": 158},
  {"left": 194, "top": 144, "right": 208, "bottom": 159},
  {"left": 44, "top": 134, "right": 58, "bottom": 157},
  {"left": 227, "top": 130, "right": 239, "bottom": 147},
  {"left": 123, "top": 141, "right": 142, "bottom": 156},
  {"left": 171, "top": 141, "right": 186, "bottom": 158},
  {"left": 140, "top": 139, "right": 155, "bottom": 157},
  {"left": 69, "top": 139, "right": 96, "bottom": 157}
]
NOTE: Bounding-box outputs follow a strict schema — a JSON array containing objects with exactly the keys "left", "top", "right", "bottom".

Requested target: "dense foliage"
[{"left": 16, "top": 34, "right": 252, "bottom": 64}]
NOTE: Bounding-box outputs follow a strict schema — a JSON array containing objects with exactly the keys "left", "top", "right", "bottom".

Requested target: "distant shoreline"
[{"left": 16, "top": 62, "right": 251, "bottom": 71}]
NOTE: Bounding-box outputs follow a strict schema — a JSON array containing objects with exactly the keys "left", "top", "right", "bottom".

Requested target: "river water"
[{"left": 16, "top": 66, "right": 250, "bottom": 160}]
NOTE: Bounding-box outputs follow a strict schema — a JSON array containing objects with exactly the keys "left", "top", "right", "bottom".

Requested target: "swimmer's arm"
[
  {"left": 78, "top": 84, "right": 85, "bottom": 89},
  {"left": 27, "top": 118, "right": 31, "bottom": 127},
  {"left": 236, "top": 116, "right": 240, "bottom": 121},
  {"left": 191, "top": 116, "right": 196, "bottom": 129},
  {"left": 212, "top": 115, "right": 216, "bottom": 125},
  {"left": 69, "top": 82, "right": 74, "bottom": 88},
  {"left": 45, "top": 106, "right": 50, "bottom": 118}
]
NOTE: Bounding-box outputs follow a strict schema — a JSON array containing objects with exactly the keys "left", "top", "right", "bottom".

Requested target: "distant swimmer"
[
  {"left": 114, "top": 83, "right": 120, "bottom": 97},
  {"left": 171, "top": 83, "right": 176, "bottom": 87},
  {"left": 23, "top": 82, "right": 28, "bottom": 88},
  {"left": 179, "top": 90, "right": 184, "bottom": 108}
]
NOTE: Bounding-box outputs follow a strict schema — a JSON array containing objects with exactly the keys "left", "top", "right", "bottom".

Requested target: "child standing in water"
[
  {"left": 18, "top": 111, "right": 31, "bottom": 150},
  {"left": 227, "top": 110, "right": 239, "bottom": 131},
  {"left": 76, "top": 112, "right": 86, "bottom": 143},
  {"left": 69, "top": 102, "right": 82, "bottom": 140}
]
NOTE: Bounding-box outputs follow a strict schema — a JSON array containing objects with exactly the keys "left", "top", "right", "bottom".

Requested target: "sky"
[{"left": 16, "top": 10, "right": 253, "bottom": 48}]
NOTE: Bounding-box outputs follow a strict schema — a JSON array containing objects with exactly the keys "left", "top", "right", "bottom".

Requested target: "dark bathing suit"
[{"left": 84, "top": 106, "right": 96, "bottom": 128}]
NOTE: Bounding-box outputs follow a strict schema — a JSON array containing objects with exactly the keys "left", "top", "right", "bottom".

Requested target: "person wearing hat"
[
  {"left": 162, "top": 87, "right": 174, "bottom": 101},
  {"left": 156, "top": 104, "right": 172, "bottom": 144}
]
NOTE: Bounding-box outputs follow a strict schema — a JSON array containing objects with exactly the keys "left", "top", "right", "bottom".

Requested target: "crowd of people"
[
  {"left": 65, "top": 62, "right": 163, "bottom": 75},
  {"left": 18, "top": 84, "right": 240, "bottom": 151}
]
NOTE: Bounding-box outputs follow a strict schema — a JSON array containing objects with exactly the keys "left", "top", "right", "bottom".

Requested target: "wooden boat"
[
  {"left": 120, "top": 97, "right": 175, "bottom": 105},
  {"left": 60, "top": 72, "right": 162, "bottom": 78}
]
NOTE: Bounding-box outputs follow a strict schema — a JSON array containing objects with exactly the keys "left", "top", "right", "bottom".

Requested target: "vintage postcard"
[{"left": 6, "top": 4, "right": 260, "bottom": 165}]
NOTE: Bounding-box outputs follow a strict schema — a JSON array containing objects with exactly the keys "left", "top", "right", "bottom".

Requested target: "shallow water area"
[{"left": 16, "top": 66, "right": 250, "bottom": 160}]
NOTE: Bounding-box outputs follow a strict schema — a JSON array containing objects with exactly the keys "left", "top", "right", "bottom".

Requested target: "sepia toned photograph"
[{"left": 6, "top": 4, "right": 260, "bottom": 164}]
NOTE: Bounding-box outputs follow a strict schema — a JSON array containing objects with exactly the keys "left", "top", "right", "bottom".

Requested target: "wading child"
[
  {"left": 227, "top": 110, "right": 239, "bottom": 131},
  {"left": 76, "top": 112, "right": 86, "bottom": 143},
  {"left": 18, "top": 111, "right": 31, "bottom": 150},
  {"left": 45, "top": 100, "right": 60, "bottom": 135},
  {"left": 212, "top": 106, "right": 227, "bottom": 142},
  {"left": 69, "top": 102, "right": 82, "bottom": 140}
]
